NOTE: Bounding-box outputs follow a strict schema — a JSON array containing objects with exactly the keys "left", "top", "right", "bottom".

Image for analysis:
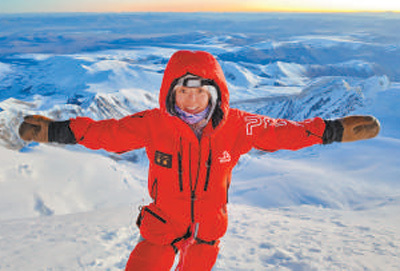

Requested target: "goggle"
[{"left": 182, "top": 78, "right": 214, "bottom": 88}]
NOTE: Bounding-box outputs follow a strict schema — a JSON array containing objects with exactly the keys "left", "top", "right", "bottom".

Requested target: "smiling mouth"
[{"left": 185, "top": 107, "right": 199, "bottom": 113}]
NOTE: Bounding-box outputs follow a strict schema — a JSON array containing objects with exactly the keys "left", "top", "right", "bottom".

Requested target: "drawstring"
[{"left": 306, "top": 129, "right": 323, "bottom": 140}]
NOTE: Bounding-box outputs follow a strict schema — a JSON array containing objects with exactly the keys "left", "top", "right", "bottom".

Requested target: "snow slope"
[{"left": 0, "top": 12, "right": 400, "bottom": 271}]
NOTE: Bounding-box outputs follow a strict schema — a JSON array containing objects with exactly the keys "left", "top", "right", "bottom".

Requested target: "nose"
[{"left": 188, "top": 92, "right": 197, "bottom": 101}]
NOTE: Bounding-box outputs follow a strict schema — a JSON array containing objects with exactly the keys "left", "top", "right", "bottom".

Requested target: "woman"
[{"left": 19, "top": 50, "right": 380, "bottom": 271}]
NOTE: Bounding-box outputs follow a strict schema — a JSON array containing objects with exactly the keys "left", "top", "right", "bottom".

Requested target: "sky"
[{"left": 1, "top": 0, "right": 400, "bottom": 13}]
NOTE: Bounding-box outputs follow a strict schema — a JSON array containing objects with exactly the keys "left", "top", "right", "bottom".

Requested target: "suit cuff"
[
  {"left": 48, "top": 120, "right": 77, "bottom": 144},
  {"left": 322, "top": 120, "right": 344, "bottom": 144}
]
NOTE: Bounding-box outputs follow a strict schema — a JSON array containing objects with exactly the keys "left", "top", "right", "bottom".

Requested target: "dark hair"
[
  {"left": 211, "top": 102, "right": 224, "bottom": 128},
  {"left": 165, "top": 77, "right": 179, "bottom": 116}
]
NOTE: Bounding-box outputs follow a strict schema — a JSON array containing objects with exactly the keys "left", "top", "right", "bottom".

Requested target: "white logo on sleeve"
[
  {"left": 245, "top": 115, "right": 292, "bottom": 135},
  {"left": 244, "top": 116, "right": 262, "bottom": 135},
  {"left": 218, "top": 151, "right": 231, "bottom": 163}
]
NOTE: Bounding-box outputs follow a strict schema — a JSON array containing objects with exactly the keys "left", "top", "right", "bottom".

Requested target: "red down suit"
[{"left": 69, "top": 50, "right": 326, "bottom": 245}]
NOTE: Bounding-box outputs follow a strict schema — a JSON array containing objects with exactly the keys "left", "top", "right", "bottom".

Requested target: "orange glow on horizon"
[
  {"left": 242, "top": 0, "right": 400, "bottom": 13},
  {"left": 2, "top": 0, "right": 400, "bottom": 14},
  {"left": 15, "top": 0, "right": 400, "bottom": 14},
  {"left": 85, "top": 6, "right": 400, "bottom": 14},
  {"left": 95, "top": 4, "right": 400, "bottom": 14}
]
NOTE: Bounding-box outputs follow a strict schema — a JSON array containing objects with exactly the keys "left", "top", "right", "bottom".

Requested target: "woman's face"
[{"left": 175, "top": 86, "right": 210, "bottom": 114}]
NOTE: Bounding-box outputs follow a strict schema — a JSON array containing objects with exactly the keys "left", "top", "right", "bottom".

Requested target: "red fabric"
[
  {"left": 69, "top": 50, "right": 326, "bottom": 257},
  {"left": 177, "top": 241, "right": 219, "bottom": 271},
  {"left": 125, "top": 239, "right": 175, "bottom": 271},
  {"left": 125, "top": 239, "right": 219, "bottom": 271}
]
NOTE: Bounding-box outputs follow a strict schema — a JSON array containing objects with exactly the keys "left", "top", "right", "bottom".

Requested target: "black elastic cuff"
[
  {"left": 48, "top": 120, "right": 77, "bottom": 144},
  {"left": 322, "top": 120, "right": 344, "bottom": 144}
]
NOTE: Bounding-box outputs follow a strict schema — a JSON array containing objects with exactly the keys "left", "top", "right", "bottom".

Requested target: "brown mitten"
[
  {"left": 340, "top": 115, "right": 380, "bottom": 142},
  {"left": 18, "top": 115, "right": 53, "bottom": 143}
]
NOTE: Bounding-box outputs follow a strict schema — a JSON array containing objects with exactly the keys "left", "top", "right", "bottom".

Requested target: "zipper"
[
  {"left": 189, "top": 143, "right": 192, "bottom": 191},
  {"left": 226, "top": 177, "right": 230, "bottom": 203},
  {"left": 193, "top": 141, "right": 204, "bottom": 223},
  {"left": 194, "top": 144, "right": 202, "bottom": 192},
  {"left": 178, "top": 137, "right": 183, "bottom": 192},
  {"left": 191, "top": 191, "right": 196, "bottom": 223},
  {"left": 203, "top": 149, "right": 212, "bottom": 191},
  {"left": 189, "top": 139, "right": 207, "bottom": 223},
  {"left": 188, "top": 143, "right": 196, "bottom": 223},
  {"left": 178, "top": 152, "right": 183, "bottom": 191},
  {"left": 151, "top": 178, "right": 158, "bottom": 204},
  {"left": 143, "top": 207, "right": 166, "bottom": 224}
]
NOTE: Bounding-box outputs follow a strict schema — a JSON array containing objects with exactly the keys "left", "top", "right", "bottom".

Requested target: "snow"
[
  {"left": 220, "top": 204, "right": 400, "bottom": 271},
  {"left": 0, "top": 144, "right": 148, "bottom": 220},
  {"left": 0, "top": 63, "right": 12, "bottom": 80},
  {"left": 0, "top": 12, "right": 400, "bottom": 271}
]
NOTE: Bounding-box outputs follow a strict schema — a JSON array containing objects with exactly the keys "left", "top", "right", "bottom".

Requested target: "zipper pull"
[
  {"left": 191, "top": 190, "right": 196, "bottom": 201},
  {"left": 192, "top": 223, "right": 199, "bottom": 239}
]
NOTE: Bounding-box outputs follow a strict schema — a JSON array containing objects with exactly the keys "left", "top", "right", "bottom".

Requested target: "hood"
[{"left": 159, "top": 50, "right": 230, "bottom": 128}]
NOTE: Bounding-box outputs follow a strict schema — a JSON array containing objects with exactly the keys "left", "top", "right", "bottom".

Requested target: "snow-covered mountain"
[
  {"left": 0, "top": 52, "right": 392, "bottom": 150},
  {"left": 235, "top": 75, "right": 390, "bottom": 120},
  {"left": 0, "top": 12, "right": 399, "bottom": 271}
]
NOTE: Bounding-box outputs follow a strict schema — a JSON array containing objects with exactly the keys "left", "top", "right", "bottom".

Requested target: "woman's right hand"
[{"left": 19, "top": 115, "right": 53, "bottom": 143}]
